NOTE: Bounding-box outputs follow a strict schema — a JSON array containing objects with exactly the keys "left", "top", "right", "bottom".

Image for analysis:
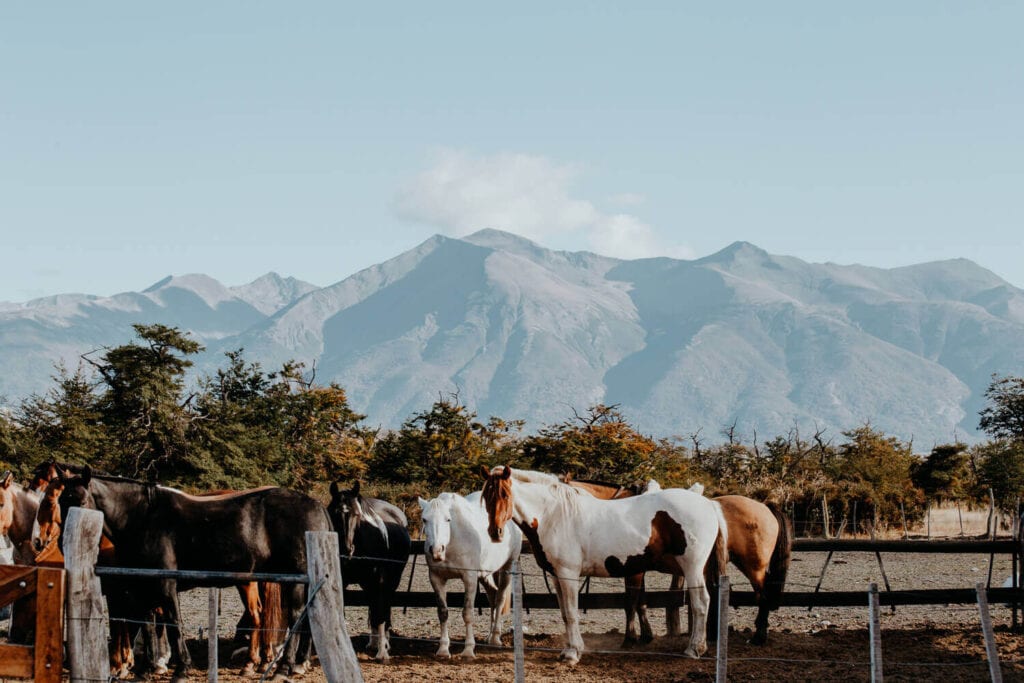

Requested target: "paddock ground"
[{"left": 160, "top": 542, "right": 1024, "bottom": 682}]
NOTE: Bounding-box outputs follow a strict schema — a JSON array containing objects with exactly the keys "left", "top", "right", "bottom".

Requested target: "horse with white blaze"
[
  {"left": 481, "top": 466, "right": 728, "bottom": 665},
  {"left": 419, "top": 491, "right": 522, "bottom": 658}
]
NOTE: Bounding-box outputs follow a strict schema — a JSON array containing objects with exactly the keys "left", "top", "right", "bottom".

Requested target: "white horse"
[
  {"left": 418, "top": 491, "right": 522, "bottom": 659},
  {"left": 481, "top": 466, "right": 727, "bottom": 665}
]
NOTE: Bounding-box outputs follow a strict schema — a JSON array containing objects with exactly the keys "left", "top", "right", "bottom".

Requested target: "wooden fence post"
[
  {"left": 868, "top": 582, "right": 882, "bottom": 683},
  {"left": 715, "top": 576, "right": 730, "bottom": 683},
  {"left": 512, "top": 559, "right": 525, "bottom": 683},
  {"left": 976, "top": 582, "right": 1003, "bottom": 683},
  {"left": 64, "top": 507, "right": 108, "bottom": 683},
  {"left": 208, "top": 587, "right": 219, "bottom": 683},
  {"left": 304, "top": 531, "right": 363, "bottom": 683}
]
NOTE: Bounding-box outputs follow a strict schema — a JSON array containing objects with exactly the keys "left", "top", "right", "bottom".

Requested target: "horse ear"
[
  {"left": 501, "top": 465, "right": 512, "bottom": 480},
  {"left": 1, "top": 471, "right": 12, "bottom": 489},
  {"left": 352, "top": 480, "right": 361, "bottom": 496},
  {"left": 418, "top": 497, "right": 429, "bottom": 510},
  {"left": 81, "top": 465, "right": 92, "bottom": 486},
  {"left": 564, "top": 471, "right": 574, "bottom": 483},
  {"left": 479, "top": 465, "right": 491, "bottom": 480},
  {"left": 329, "top": 481, "right": 340, "bottom": 502}
]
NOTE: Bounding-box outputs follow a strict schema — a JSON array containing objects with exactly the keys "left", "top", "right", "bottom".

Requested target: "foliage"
[
  {"left": 912, "top": 443, "right": 973, "bottom": 503},
  {"left": 974, "top": 439, "right": 1024, "bottom": 511},
  {"left": 979, "top": 375, "right": 1024, "bottom": 442},
  {"left": 523, "top": 404, "right": 682, "bottom": 486}
]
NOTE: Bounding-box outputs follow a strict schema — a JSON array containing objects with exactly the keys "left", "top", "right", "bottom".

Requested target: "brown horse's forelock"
[{"left": 481, "top": 474, "right": 513, "bottom": 540}]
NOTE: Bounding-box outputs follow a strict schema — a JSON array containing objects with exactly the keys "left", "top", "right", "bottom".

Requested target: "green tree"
[
  {"left": 87, "top": 323, "right": 208, "bottom": 483},
  {"left": 523, "top": 404, "right": 680, "bottom": 485},
  {"left": 979, "top": 375, "right": 1024, "bottom": 442},
  {"left": 912, "top": 443, "right": 973, "bottom": 505}
]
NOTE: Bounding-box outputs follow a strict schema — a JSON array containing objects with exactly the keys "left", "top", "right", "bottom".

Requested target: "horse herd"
[{"left": 0, "top": 462, "right": 792, "bottom": 680}]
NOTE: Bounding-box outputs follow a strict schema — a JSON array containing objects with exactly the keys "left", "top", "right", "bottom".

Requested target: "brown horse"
[
  {"left": 568, "top": 478, "right": 792, "bottom": 646},
  {"left": 35, "top": 475, "right": 284, "bottom": 676}
]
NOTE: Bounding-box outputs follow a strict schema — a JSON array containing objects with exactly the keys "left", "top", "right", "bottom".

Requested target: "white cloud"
[{"left": 395, "top": 149, "right": 690, "bottom": 259}]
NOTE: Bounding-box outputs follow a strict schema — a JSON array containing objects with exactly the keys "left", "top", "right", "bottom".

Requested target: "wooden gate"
[{"left": 0, "top": 564, "right": 65, "bottom": 683}]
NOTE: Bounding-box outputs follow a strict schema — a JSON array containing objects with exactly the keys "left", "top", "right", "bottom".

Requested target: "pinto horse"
[
  {"left": 419, "top": 491, "right": 521, "bottom": 658},
  {"left": 327, "top": 481, "right": 411, "bottom": 662},
  {"left": 53, "top": 467, "right": 330, "bottom": 683},
  {"left": 481, "top": 466, "right": 728, "bottom": 664},
  {"left": 575, "top": 478, "right": 793, "bottom": 646}
]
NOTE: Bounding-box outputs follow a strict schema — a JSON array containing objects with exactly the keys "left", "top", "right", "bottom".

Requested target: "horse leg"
[
  {"left": 458, "top": 572, "right": 478, "bottom": 659},
  {"left": 272, "top": 582, "right": 304, "bottom": 680},
  {"left": 236, "top": 582, "right": 262, "bottom": 675},
  {"left": 676, "top": 559, "right": 709, "bottom": 658},
  {"left": 487, "top": 568, "right": 511, "bottom": 646},
  {"left": 157, "top": 581, "right": 191, "bottom": 683},
  {"left": 748, "top": 570, "right": 770, "bottom": 645},
  {"left": 556, "top": 574, "right": 585, "bottom": 665},
  {"left": 666, "top": 573, "right": 685, "bottom": 636},
  {"left": 367, "top": 575, "right": 391, "bottom": 662},
  {"left": 427, "top": 570, "right": 451, "bottom": 658}
]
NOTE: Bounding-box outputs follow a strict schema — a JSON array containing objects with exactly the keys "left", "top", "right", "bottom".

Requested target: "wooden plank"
[
  {"left": 0, "top": 644, "right": 34, "bottom": 678},
  {"left": 405, "top": 538, "right": 1019, "bottom": 555},
  {"left": 976, "top": 583, "right": 1003, "bottom": 683},
  {"left": 208, "top": 587, "right": 219, "bottom": 683},
  {"left": 304, "top": 531, "right": 363, "bottom": 683},
  {"left": 0, "top": 566, "right": 37, "bottom": 607},
  {"left": 34, "top": 567, "right": 65, "bottom": 683},
  {"left": 64, "top": 507, "right": 110, "bottom": 683},
  {"left": 94, "top": 566, "right": 308, "bottom": 584},
  {"left": 512, "top": 559, "right": 525, "bottom": 683},
  {"left": 868, "top": 583, "right": 883, "bottom": 683},
  {"left": 715, "top": 576, "right": 730, "bottom": 683}
]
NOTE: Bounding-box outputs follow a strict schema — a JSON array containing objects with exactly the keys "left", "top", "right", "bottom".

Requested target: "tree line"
[{"left": 2, "top": 324, "right": 1023, "bottom": 533}]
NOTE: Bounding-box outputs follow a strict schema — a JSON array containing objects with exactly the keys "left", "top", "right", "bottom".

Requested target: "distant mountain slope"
[
  {"left": 2, "top": 232, "right": 1022, "bottom": 444},
  {"left": 0, "top": 272, "right": 314, "bottom": 401}
]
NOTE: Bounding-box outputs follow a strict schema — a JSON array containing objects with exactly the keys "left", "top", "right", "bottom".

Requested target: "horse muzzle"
[{"left": 429, "top": 545, "right": 446, "bottom": 562}]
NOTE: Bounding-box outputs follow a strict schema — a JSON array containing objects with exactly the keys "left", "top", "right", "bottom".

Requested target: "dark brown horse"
[
  {"left": 32, "top": 462, "right": 285, "bottom": 676},
  {"left": 52, "top": 467, "right": 330, "bottom": 683}
]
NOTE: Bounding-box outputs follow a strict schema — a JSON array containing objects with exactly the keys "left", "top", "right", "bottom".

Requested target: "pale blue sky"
[{"left": 1, "top": 3, "right": 1021, "bottom": 302}]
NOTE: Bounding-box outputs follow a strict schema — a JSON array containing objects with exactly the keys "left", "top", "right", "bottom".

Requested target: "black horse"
[
  {"left": 327, "top": 480, "right": 411, "bottom": 662},
  {"left": 55, "top": 466, "right": 331, "bottom": 683}
]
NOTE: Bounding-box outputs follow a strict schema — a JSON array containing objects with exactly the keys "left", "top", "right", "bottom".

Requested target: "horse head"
[
  {"left": 28, "top": 459, "right": 62, "bottom": 494},
  {"left": 328, "top": 480, "right": 369, "bottom": 557},
  {"left": 418, "top": 494, "right": 453, "bottom": 562},
  {"left": 51, "top": 465, "right": 95, "bottom": 529},
  {"left": 33, "top": 478, "right": 64, "bottom": 553},
  {"left": 0, "top": 471, "right": 14, "bottom": 537},
  {"left": 480, "top": 465, "right": 513, "bottom": 543}
]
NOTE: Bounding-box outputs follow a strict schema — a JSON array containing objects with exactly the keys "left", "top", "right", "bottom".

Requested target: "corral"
[{"left": 5, "top": 507, "right": 1024, "bottom": 682}]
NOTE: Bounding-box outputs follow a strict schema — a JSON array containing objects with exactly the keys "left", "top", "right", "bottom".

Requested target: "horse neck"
[
  {"left": 9, "top": 486, "right": 41, "bottom": 544},
  {"left": 88, "top": 478, "right": 152, "bottom": 540},
  {"left": 510, "top": 479, "right": 578, "bottom": 529}
]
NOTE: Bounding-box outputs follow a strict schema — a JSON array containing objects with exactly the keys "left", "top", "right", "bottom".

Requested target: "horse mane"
[{"left": 498, "top": 467, "right": 584, "bottom": 516}]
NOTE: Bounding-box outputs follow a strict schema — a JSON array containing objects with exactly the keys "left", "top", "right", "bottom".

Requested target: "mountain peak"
[
  {"left": 231, "top": 272, "right": 318, "bottom": 315},
  {"left": 701, "top": 241, "right": 770, "bottom": 263},
  {"left": 461, "top": 229, "right": 545, "bottom": 253}
]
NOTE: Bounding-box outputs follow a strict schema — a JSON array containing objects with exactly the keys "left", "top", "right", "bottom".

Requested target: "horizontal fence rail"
[{"left": 86, "top": 537, "right": 1022, "bottom": 612}]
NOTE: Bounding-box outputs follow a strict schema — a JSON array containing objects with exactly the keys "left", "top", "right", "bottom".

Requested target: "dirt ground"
[{"left": 153, "top": 543, "right": 1024, "bottom": 682}]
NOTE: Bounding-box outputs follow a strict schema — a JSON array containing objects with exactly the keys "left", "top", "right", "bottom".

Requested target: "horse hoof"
[
  {"left": 458, "top": 650, "right": 476, "bottom": 660},
  {"left": 291, "top": 662, "right": 308, "bottom": 676},
  {"left": 239, "top": 662, "right": 256, "bottom": 676},
  {"left": 749, "top": 632, "right": 768, "bottom": 646},
  {"left": 621, "top": 636, "right": 639, "bottom": 649},
  {"left": 558, "top": 649, "right": 580, "bottom": 666},
  {"left": 435, "top": 650, "right": 451, "bottom": 659}
]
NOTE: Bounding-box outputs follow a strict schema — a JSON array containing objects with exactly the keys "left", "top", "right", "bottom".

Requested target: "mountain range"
[{"left": 3, "top": 229, "right": 1023, "bottom": 445}]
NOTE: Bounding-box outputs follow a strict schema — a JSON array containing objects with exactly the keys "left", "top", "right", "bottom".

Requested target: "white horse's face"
[{"left": 419, "top": 496, "right": 452, "bottom": 562}]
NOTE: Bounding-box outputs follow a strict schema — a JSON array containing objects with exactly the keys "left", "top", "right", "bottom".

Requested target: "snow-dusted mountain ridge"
[{"left": 2, "top": 231, "right": 1022, "bottom": 444}]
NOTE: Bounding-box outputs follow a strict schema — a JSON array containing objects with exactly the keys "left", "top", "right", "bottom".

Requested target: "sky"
[{"left": 1, "top": 3, "right": 1021, "bottom": 302}]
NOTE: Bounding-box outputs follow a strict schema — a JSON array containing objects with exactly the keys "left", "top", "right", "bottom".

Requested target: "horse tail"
[
  {"left": 706, "top": 499, "right": 729, "bottom": 581},
  {"left": 764, "top": 502, "right": 793, "bottom": 611},
  {"left": 260, "top": 582, "right": 284, "bottom": 650}
]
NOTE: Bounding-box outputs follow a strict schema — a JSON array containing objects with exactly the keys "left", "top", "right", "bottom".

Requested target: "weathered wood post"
[
  {"left": 305, "top": 531, "right": 363, "bottom": 683},
  {"left": 868, "top": 582, "right": 882, "bottom": 683},
  {"left": 976, "top": 582, "right": 1003, "bottom": 683},
  {"left": 208, "top": 587, "right": 219, "bottom": 683},
  {"left": 715, "top": 576, "right": 730, "bottom": 683},
  {"left": 64, "top": 507, "right": 109, "bottom": 683},
  {"left": 512, "top": 559, "right": 525, "bottom": 683}
]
